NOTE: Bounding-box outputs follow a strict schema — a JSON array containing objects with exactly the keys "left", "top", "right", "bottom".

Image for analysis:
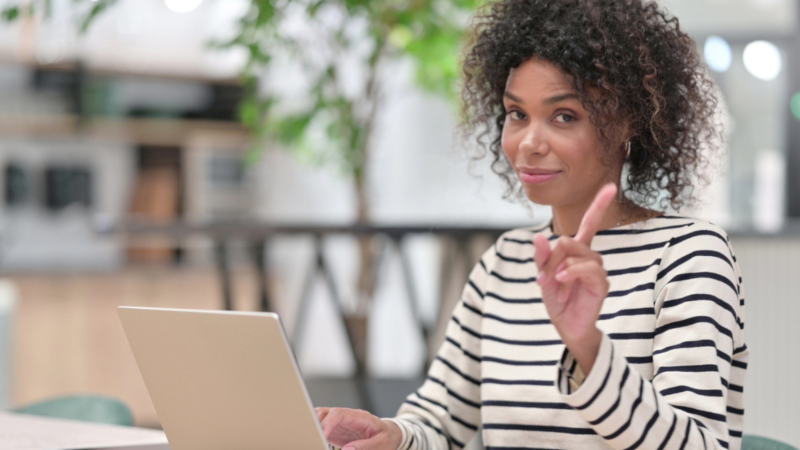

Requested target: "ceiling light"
[
  {"left": 704, "top": 36, "right": 732, "bottom": 73},
  {"left": 743, "top": 40, "right": 782, "bottom": 81}
]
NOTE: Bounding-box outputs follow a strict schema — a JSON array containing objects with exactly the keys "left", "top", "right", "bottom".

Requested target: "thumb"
[{"left": 342, "top": 435, "right": 383, "bottom": 450}]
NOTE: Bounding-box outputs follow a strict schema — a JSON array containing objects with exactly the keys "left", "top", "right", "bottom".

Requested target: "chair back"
[{"left": 743, "top": 435, "right": 799, "bottom": 450}]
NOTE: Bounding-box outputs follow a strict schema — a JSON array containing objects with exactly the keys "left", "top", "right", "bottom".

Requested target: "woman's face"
[{"left": 501, "top": 58, "right": 620, "bottom": 208}]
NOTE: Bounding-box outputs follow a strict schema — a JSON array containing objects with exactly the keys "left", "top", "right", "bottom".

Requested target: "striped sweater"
[{"left": 389, "top": 215, "right": 748, "bottom": 450}]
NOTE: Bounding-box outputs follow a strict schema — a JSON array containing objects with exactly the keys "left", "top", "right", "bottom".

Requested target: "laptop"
[{"left": 116, "top": 307, "right": 330, "bottom": 450}]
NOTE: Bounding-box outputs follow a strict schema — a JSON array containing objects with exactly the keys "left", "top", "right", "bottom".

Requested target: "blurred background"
[{"left": 0, "top": 0, "right": 797, "bottom": 448}]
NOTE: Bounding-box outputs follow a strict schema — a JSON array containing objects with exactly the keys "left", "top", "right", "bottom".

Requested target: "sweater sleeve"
[
  {"left": 387, "top": 244, "right": 495, "bottom": 450},
  {"left": 555, "top": 223, "right": 748, "bottom": 450}
]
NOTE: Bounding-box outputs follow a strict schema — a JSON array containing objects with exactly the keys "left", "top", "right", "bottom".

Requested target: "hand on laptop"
[{"left": 316, "top": 407, "right": 402, "bottom": 450}]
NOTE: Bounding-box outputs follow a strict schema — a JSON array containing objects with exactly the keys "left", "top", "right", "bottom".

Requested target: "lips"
[{"left": 518, "top": 168, "right": 561, "bottom": 185}]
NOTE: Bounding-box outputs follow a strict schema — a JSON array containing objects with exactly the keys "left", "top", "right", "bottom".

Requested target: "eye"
[
  {"left": 554, "top": 113, "right": 575, "bottom": 123},
  {"left": 507, "top": 110, "right": 526, "bottom": 121}
]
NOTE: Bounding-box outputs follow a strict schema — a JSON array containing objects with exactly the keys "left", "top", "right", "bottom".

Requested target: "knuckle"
[{"left": 568, "top": 256, "right": 584, "bottom": 266}]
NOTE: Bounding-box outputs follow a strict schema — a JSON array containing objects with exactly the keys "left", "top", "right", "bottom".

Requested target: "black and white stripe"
[{"left": 390, "top": 215, "right": 747, "bottom": 450}]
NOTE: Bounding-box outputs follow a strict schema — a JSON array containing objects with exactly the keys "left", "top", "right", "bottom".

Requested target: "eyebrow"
[
  {"left": 543, "top": 93, "right": 580, "bottom": 105},
  {"left": 503, "top": 91, "right": 580, "bottom": 105},
  {"left": 503, "top": 91, "right": 524, "bottom": 104}
]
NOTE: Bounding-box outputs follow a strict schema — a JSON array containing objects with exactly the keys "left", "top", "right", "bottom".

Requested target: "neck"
[{"left": 551, "top": 189, "right": 628, "bottom": 237}]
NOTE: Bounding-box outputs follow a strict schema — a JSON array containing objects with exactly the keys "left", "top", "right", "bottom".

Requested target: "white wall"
[
  {"left": 729, "top": 237, "right": 800, "bottom": 447},
  {"left": 663, "top": 0, "right": 796, "bottom": 36}
]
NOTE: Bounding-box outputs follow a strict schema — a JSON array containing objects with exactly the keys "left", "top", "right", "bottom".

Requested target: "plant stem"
[{"left": 347, "top": 35, "right": 388, "bottom": 372}]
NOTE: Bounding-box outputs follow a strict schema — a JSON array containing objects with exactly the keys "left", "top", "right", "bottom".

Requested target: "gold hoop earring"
[{"left": 625, "top": 141, "right": 631, "bottom": 159}]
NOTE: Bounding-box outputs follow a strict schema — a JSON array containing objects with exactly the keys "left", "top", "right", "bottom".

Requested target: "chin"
[{"left": 521, "top": 186, "right": 562, "bottom": 206}]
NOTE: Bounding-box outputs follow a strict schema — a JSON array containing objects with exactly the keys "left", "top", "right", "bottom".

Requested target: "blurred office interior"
[{"left": 0, "top": 0, "right": 798, "bottom": 448}]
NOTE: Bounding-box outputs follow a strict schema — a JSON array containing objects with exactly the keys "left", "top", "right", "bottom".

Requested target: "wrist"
[
  {"left": 382, "top": 419, "right": 403, "bottom": 449},
  {"left": 567, "top": 327, "right": 602, "bottom": 375}
]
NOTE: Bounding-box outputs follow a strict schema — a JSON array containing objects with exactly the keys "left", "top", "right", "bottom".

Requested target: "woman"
[{"left": 317, "top": 0, "right": 747, "bottom": 449}]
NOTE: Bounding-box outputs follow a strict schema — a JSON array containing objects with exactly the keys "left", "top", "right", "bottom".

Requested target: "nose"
[{"left": 518, "top": 123, "right": 547, "bottom": 156}]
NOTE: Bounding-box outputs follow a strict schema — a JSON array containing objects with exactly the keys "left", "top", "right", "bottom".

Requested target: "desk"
[{"left": 0, "top": 411, "right": 167, "bottom": 450}]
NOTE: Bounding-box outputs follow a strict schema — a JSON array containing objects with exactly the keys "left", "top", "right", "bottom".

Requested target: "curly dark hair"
[{"left": 460, "top": 0, "right": 720, "bottom": 210}]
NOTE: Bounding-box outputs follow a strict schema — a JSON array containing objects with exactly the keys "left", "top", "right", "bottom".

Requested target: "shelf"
[
  {"left": 0, "top": 114, "right": 250, "bottom": 147},
  {"left": 4, "top": 60, "right": 243, "bottom": 86}
]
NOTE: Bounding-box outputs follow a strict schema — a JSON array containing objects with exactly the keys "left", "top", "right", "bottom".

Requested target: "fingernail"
[
  {"left": 555, "top": 271, "right": 568, "bottom": 282},
  {"left": 537, "top": 272, "right": 547, "bottom": 284}
]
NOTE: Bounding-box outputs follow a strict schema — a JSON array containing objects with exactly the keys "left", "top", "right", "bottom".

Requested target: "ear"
[{"left": 618, "top": 120, "right": 637, "bottom": 159}]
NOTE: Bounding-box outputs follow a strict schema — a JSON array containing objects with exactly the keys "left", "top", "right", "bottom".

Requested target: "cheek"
[
  {"left": 557, "top": 146, "right": 583, "bottom": 172},
  {"left": 557, "top": 133, "right": 600, "bottom": 175},
  {"left": 501, "top": 127, "right": 517, "bottom": 162}
]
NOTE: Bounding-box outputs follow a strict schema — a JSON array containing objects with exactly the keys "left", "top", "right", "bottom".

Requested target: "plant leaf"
[
  {"left": 1, "top": 6, "right": 19, "bottom": 22},
  {"left": 80, "top": 0, "right": 117, "bottom": 34}
]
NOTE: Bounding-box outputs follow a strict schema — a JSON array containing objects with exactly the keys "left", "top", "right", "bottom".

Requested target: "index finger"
[{"left": 575, "top": 183, "right": 618, "bottom": 245}]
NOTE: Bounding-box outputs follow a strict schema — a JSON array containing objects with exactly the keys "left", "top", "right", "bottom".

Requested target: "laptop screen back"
[{"left": 118, "top": 307, "right": 328, "bottom": 450}]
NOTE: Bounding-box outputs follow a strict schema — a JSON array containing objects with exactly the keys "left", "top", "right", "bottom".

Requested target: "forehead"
[{"left": 505, "top": 58, "right": 575, "bottom": 97}]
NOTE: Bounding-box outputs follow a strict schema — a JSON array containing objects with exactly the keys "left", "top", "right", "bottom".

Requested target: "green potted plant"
[{"left": 226, "top": 0, "right": 478, "bottom": 375}]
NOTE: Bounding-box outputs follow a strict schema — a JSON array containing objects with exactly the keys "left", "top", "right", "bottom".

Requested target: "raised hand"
[
  {"left": 533, "top": 183, "right": 617, "bottom": 374},
  {"left": 316, "top": 407, "right": 402, "bottom": 450}
]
